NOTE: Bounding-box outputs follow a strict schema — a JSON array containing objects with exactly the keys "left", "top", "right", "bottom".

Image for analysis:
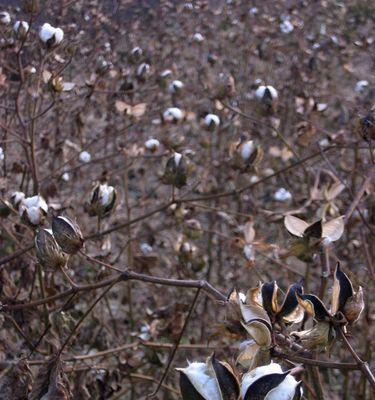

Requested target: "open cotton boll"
[
  {"left": 168, "top": 80, "right": 184, "bottom": 93},
  {"left": 0, "top": 147, "right": 4, "bottom": 161},
  {"left": 174, "top": 152, "right": 182, "bottom": 167},
  {"left": 99, "top": 184, "right": 115, "bottom": 207},
  {"left": 274, "top": 188, "right": 292, "bottom": 202},
  {"left": 241, "top": 140, "right": 255, "bottom": 161},
  {"left": 204, "top": 114, "right": 220, "bottom": 128},
  {"left": 11, "top": 191, "right": 25, "bottom": 207},
  {"left": 79, "top": 151, "right": 91, "bottom": 163},
  {"left": 256, "top": 85, "right": 278, "bottom": 101},
  {"left": 0, "top": 11, "right": 11, "bottom": 25},
  {"left": 39, "top": 23, "right": 64, "bottom": 45},
  {"left": 145, "top": 138, "right": 160, "bottom": 151},
  {"left": 140, "top": 242, "right": 153, "bottom": 254},
  {"left": 25, "top": 207, "right": 42, "bottom": 225},
  {"left": 241, "top": 363, "right": 283, "bottom": 399},
  {"left": 178, "top": 362, "right": 221, "bottom": 400},
  {"left": 280, "top": 19, "right": 294, "bottom": 33},
  {"left": 163, "top": 107, "right": 184, "bottom": 122},
  {"left": 193, "top": 32, "right": 204, "bottom": 42},
  {"left": 13, "top": 20, "right": 29, "bottom": 35},
  {"left": 355, "top": 80, "right": 369, "bottom": 93},
  {"left": 22, "top": 195, "right": 48, "bottom": 213},
  {"left": 266, "top": 374, "right": 301, "bottom": 400}
]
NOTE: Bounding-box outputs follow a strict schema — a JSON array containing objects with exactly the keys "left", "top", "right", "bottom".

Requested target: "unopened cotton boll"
[
  {"left": 163, "top": 107, "right": 184, "bottom": 123},
  {"left": 168, "top": 80, "right": 184, "bottom": 93},
  {"left": 13, "top": 21, "right": 29, "bottom": 38},
  {"left": 274, "top": 187, "right": 292, "bottom": 201},
  {"left": 144, "top": 138, "right": 160, "bottom": 152},
  {"left": 39, "top": 23, "right": 64, "bottom": 48},
  {"left": 0, "top": 11, "right": 11, "bottom": 25},
  {"left": 79, "top": 151, "right": 91, "bottom": 163},
  {"left": 204, "top": 114, "right": 220, "bottom": 130}
]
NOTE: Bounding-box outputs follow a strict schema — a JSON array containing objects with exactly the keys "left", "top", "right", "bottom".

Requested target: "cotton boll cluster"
[{"left": 39, "top": 23, "right": 64, "bottom": 48}]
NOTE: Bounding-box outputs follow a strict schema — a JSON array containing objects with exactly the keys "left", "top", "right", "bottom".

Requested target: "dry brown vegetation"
[{"left": 0, "top": 0, "right": 374, "bottom": 399}]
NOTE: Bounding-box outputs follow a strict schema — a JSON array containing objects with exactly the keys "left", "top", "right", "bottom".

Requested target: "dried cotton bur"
[
  {"left": 292, "top": 263, "right": 364, "bottom": 349},
  {"left": 283, "top": 214, "right": 344, "bottom": 261}
]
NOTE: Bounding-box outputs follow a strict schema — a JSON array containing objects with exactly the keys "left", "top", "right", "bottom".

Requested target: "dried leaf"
[
  {"left": 325, "top": 182, "right": 345, "bottom": 201},
  {"left": 244, "top": 220, "right": 256, "bottom": 244},
  {"left": 29, "top": 357, "right": 72, "bottom": 400},
  {"left": 0, "top": 359, "right": 32, "bottom": 399}
]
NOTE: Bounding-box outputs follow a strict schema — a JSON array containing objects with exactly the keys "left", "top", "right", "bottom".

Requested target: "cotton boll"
[
  {"left": 145, "top": 138, "right": 160, "bottom": 152},
  {"left": 280, "top": 19, "right": 294, "bottom": 34},
  {"left": 240, "top": 140, "right": 255, "bottom": 161},
  {"left": 0, "top": 11, "right": 11, "bottom": 25},
  {"left": 174, "top": 152, "right": 182, "bottom": 167},
  {"left": 238, "top": 292, "right": 247, "bottom": 303},
  {"left": 193, "top": 32, "right": 204, "bottom": 42},
  {"left": 243, "top": 244, "right": 254, "bottom": 261},
  {"left": 241, "top": 363, "right": 283, "bottom": 399},
  {"left": 140, "top": 242, "right": 153, "bottom": 254},
  {"left": 39, "top": 23, "right": 55, "bottom": 42},
  {"left": 256, "top": 85, "right": 278, "bottom": 101},
  {"left": 163, "top": 107, "right": 184, "bottom": 123},
  {"left": 266, "top": 374, "right": 301, "bottom": 400},
  {"left": 99, "top": 184, "right": 115, "bottom": 207},
  {"left": 204, "top": 114, "right": 220, "bottom": 129},
  {"left": 11, "top": 191, "right": 25, "bottom": 208},
  {"left": 79, "top": 151, "right": 91, "bottom": 163},
  {"left": 62, "top": 172, "right": 70, "bottom": 181},
  {"left": 178, "top": 362, "right": 221, "bottom": 400},
  {"left": 274, "top": 188, "right": 292, "bottom": 202},
  {"left": 13, "top": 20, "right": 29, "bottom": 37},
  {"left": 355, "top": 80, "right": 369, "bottom": 93},
  {"left": 0, "top": 147, "right": 4, "bottom": 161},
  {"left": 168, "top": 80, "right": 184, "bottom": 93},
  {"left": 22, "top": 195, "right": 48, "bottom": 213}
]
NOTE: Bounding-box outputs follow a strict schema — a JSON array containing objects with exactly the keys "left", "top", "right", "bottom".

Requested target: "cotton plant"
[{"left": 178, "top": 355, "right": 303, "bottom": 400}]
